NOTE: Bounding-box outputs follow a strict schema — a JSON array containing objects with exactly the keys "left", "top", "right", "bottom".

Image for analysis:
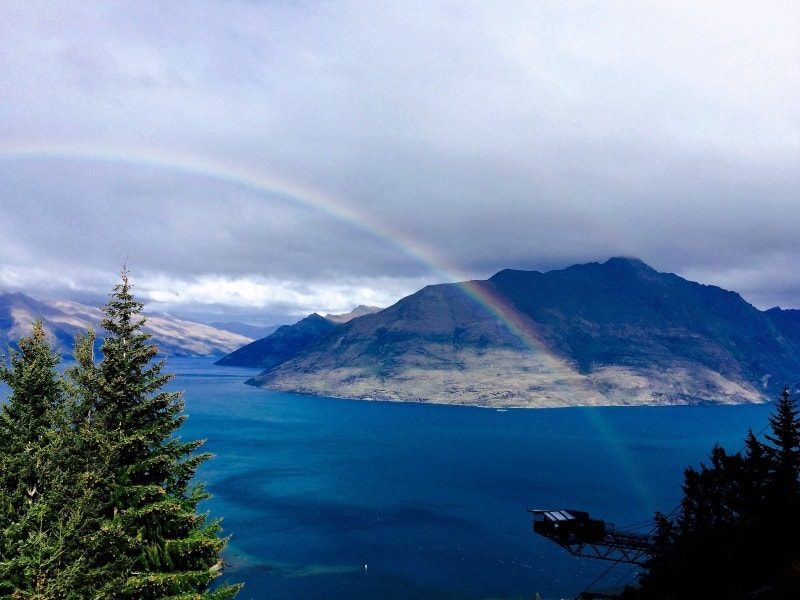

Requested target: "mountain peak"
[
  {"left": 607, "top": 255, "right": 646, "bottom": 264},
  {"left": 604, "top": 255, "right": 651, "bottom": 269},
  {"left": 324, "top": 305, "right": 382, "bottom": 324},
  {"left": 245, "top": 258, "right": 798, "bottom": 408}
]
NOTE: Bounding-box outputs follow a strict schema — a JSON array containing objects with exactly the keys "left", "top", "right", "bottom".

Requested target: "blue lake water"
[{"left": 166, "top": 357, "right": 774, "bottom": 600}]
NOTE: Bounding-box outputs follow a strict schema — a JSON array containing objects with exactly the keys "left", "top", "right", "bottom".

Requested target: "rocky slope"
[
  {"left": 246, "top": 258, "right": 800, "bottom": 408},
  {"left": 0, "top": 293, "right": 252, "bottom": 357},
  {"left": 216, "top": 305, "right": 381, "bottom": 368}
]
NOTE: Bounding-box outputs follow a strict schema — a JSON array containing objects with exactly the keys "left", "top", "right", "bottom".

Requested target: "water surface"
[{"left": 168, "top": 357, "right": 773, "bottom": 599}]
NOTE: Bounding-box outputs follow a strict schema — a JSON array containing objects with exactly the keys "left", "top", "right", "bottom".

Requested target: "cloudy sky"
[{"left": 1, "top": 1, "right": 798, "bottom": 326}]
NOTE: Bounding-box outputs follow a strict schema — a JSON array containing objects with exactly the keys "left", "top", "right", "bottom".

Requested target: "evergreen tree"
[
  {"left": 0, "top": 273, "right": 242, "bottom": 599},
  {"left": 765, "top": 386, "right": 800, "bottom": 515},
  {"left": 0, "top": 322, "right": 61, "bottom": 594},
  {"left": 629, "top": 387, "right": 800, "bottom": 598},
  {"left": 69, "top": 270, "right": 242, "bottom": 599},
  {"left": 677, "top": 444, "right": 743, "bottom": 532},
  {"left": 632, "top": 511, "right": 677, "bottom": 595},
  {"left": 738, "top": 428, "right": 771, "bottom": 521},
  {"left": 0, "top": 321, "right": 62, "bottom": 503},
  {"left": 0, "top": 322, "right": 89, "bottom": 598}
]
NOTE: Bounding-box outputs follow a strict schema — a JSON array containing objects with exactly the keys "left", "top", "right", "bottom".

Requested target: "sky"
[{"left": 1, "top": 1, "right": 798, "bottom": 326}]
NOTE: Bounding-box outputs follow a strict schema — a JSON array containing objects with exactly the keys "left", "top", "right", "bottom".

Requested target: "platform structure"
[{"left": 528, "top": 509, "right": 654, "bottom": 566}]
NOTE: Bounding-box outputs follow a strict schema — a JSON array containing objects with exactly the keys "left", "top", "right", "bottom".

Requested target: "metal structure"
[{"left": 528, "top": 509, "right": 654, "bottom": 566}]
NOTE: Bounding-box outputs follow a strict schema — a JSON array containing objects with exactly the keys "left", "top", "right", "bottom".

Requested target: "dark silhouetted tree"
[
  {"left": 764, "top": 386, "right": 800, "bottom": 517},
  {"left": 629, "top": 386, "right": 800, "bottom": 599}
]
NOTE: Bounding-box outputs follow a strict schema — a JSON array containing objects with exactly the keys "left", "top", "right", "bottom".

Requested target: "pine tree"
[
  {"left": 738, "top": 428, "right": 771, "bottom": 520},
  {"left": 0, "top": 321, "right": 62, "bottom": 501},
  {"left": 0, "top": 274, "right": 242, "bottom": 598},
  {"left": 0, "top": 321, "right": 87, "bottom": 597},
  {"left": 0, "top": 322, "right": 59, "bottom": 593},
  {"left": 765, "top": 385, "right": 800, "bottom": 514},
  {"left": 69, "top": 270, "right": 242, "bottom": 599},
  {"left": 630, "top": 387, "right": 800, "bottom": 598}
]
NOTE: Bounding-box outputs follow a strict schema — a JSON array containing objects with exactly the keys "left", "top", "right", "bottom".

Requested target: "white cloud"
[
  {"left": 1, "top": 0, "right": 799, "bottom": 323},
  {"left": 139, "top": 273, "right": 429, "bottom": 325}
]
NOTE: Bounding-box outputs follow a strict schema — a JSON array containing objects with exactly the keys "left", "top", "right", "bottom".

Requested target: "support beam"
[{"left": 529, "top": 509, "right": 654, "bottom": 566}]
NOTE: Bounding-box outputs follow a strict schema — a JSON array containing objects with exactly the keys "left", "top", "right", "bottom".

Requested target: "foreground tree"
[
  {"left": 0, "top": 322, "right": 62, "bottom": 515},
  {"left": 764, "top": 386, "right": 800, "bottom": 514},
  {"left": 627, "top": 386, "right": 800, "bottom": 599},
  {"left": 70, "top": 270, "right": 242, "bottom": 599},
  {"left": 0, "top": 321, "right": 74, "bottom": 596},
  {"left": 0, "top": 272, "right": 242, "bottom": 598}
]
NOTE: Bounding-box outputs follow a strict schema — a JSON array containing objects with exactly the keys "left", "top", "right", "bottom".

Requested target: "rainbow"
[
  {"left": 0, "top": 141, "right": 588, "bottom": 368},
  {"left": 0, "top": 142, "right": 596, "bottom": 374},
  {"left": 0, "top": 141, "right": 655, "bottom": 510},
  {"left": 0, "top": 141, "right": 547, "bottom": 349}
]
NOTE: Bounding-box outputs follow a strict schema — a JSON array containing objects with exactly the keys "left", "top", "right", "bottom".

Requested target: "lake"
[{"left": 166, "top": 357, "right": 773, "bottom": 600}]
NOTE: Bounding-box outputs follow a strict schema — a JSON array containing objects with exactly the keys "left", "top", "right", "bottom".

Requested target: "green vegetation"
[
  {"left": 0, "top": 271, "right": 241, "bottom": 599},
  {"left": 623, "top": 386, "right": 800, "bottom": 599}
]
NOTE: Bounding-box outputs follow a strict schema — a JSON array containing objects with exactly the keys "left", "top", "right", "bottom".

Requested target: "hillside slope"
[
  {"left": 247, "top": 258, "right": 800, "bottom": 407},
  {"left": 0, "top": 293, "right": 252, "bottom": 357},
  {"left": 216, "top": 305, "right": 382, "bottom": 368},
  {"left": 215, "top": 313, "right": 336, "bottom": 369}
]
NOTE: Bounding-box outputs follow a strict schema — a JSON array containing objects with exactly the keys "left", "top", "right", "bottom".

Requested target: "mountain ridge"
[
  {"left": 244, "top": 257, "right": 800, "bottom": 408},
  {"left": 215, "top": 305, "right": 382, "bottom": 368},
  {"left": 0, "top": 293, "right": 253, "bottom": 357}
]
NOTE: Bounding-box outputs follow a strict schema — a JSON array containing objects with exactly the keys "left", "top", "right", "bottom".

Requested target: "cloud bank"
[{"left": 1, "top": 1, "right": 798, "bottom": 324}]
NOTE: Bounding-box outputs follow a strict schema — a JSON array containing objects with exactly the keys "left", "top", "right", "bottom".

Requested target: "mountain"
[
  {"left": 0, "top": 293, "right": 253, "bottom": 358},
  {"left": 210, "top": 321, "right": 280, "bottom": 340},
  {"left": 246, "top": 257, "right": 800, "bottom": 408},
  {"left": 215, "top": 305, "right": 382, "bottom": 368},
  {"left": 215, "top": 313, "right": 336, "bottom": 368},
  {"left": 0, "top": 292, "right": 83, "bottom": 353},
  {"left": 324, "top": 305, "right": 382, "bottom": 324},
  {"left": 764, "top": 307, "right": 800, "bottom": 353}
]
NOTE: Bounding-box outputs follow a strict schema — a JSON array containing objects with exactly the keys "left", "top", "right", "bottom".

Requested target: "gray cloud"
[{"left": 1, "top": 1, "right": 798, "bottom": 325}]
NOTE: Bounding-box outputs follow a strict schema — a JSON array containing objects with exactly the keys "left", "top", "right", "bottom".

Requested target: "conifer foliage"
[
  {"left": 627, "top": 386, "right": 800, "bottom": 599},
  {"left": 0, "top": 321, "right": 73, "bottom": 597},
  {"left": 0, "top": 271, "right": 241, "bottom": 599}
]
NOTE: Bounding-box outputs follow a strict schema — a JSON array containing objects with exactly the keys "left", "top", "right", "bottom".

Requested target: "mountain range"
[
  {"left": 0, "top": 292, "right": 253, "bottom": 357},
  {"left": 233, "top": 258, "right": 800, "bottom": 408},
  {"left": 214, "top": 306, "right": 380, "bottom": 369}
]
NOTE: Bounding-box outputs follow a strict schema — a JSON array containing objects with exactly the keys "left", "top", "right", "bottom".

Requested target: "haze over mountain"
[
  {"left": 244, "top": 258, "right": 800, "bottom": 408},
  {"left": 209, "top": 321, "right": 279, "bottom": 341},
  {"left": 0, "top": 293, "right": 253, "bottom": 358}
]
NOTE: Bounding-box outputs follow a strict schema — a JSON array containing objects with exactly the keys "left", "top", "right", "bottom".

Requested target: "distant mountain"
[
  {"left": 210, "top": 321, "right": 280, "bottom": 340},
  {"left": 215, "top": 313, "right": 336, "bottom": 368},
  {"left": 324, "top": 305, "right": 382, "bottom": 324},
  {"left": 0, "top": 293, "right": 82, "bottom": 354},
  {"left": 0, "top": 293, "right": 253, "bottom": 358},
  {"left": 216, "top": 305, "right": 382, "bottom": 368},
  {"left": 764, "top": 307, "right": 800, "bottom": 353},
  {"left": 246, "top": 257, "right": 800, "bottom": 408}
]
